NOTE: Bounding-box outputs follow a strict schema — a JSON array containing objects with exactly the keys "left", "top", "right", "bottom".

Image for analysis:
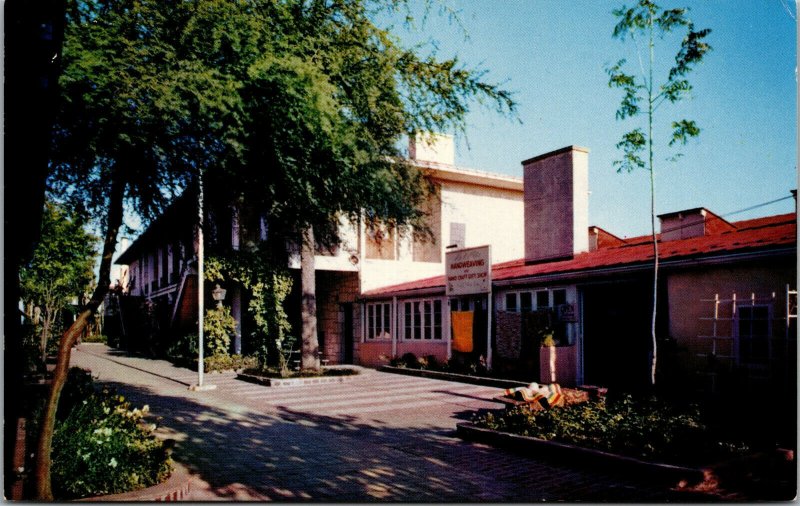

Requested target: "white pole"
[
  {"left": 189, "top": 172, "right": 215, "bottom": 391},
  {"left": 445, "top": 298, "right": 452, "bottom": 360},
  {"left": 198, "top": 172, "right": 205, "bottom": 388},
  {"left": 486, "top": 292, "right": 493, "bottom": 370}
]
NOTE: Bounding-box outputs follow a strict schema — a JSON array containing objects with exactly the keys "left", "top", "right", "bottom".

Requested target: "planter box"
[
  {"left": 456, "top": 422, "right": 707, "bottom": 486},
  {"left": 378, "top": 365, "right": 530, "bottom": 390},
  {"left": 237, "top": 371, "right": 359, "bottom": 387},
  {"left": 77, "top": 462, "right": 192, "bottom": 502}
]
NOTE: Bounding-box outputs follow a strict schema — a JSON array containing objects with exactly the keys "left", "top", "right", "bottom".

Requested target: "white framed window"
[
  {"left": 402, "top": 299, "right": 443, "bottom": 340},
  {"left": 366, "top": 302, "right": 392, "bottom": 340},
  {"left": 503, "top": 288, "right": 568, "bottom": 312},
  {"left": 735, "top": 304, "right": 771, "bottom": 366}
]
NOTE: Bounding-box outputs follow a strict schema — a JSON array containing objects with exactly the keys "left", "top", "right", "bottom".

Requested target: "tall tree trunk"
[
  {"left": 40, "top": 312, "right": 53, "bottom": 366},
  {"left": 647, "top": 18, "right": 658, "bottom": 387},
  {"left": 300, "top": 226, "right": 320, "bottom": 371},
  {"left": 34, "top": 177, "right": 124, "bottom": 500}
]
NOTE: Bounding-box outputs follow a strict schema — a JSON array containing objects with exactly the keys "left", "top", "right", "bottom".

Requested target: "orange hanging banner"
[{"left": 451, "top": 311, "right": 474, "bottom": 353}]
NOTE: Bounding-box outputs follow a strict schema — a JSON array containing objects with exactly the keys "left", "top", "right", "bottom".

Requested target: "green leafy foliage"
[
  {"left": 204, "top": 354, "right": 258, "bottom": 373},
  {"left": 206, "top": 250, "right": 293, "bottom": 370},
  {"left": 474, "top": 395, "right": 749, "bottom": 466},
  {"left": 606, "top": 0, "right": 711, "bottom": 386},
  {"left": 49, "top": 368, "right": 172, "bottom": 499},
  {"left": 20, "top": 200, "right": 98, "bottom": 369},
  {"left": 203, "top": 306, "right": 237, "bottom": 357}
]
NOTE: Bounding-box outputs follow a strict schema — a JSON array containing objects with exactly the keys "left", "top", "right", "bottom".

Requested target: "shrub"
[
  {"left": 82, "top": 333, "right": 108, "bottom": 344},
  {"left": 204, "top": 306, "right": 237, "bottom": 357},
  {"left": 50, "top": 369, "right": 172, "bottom": 499},
  {"left": 473, "top": 394, "right": 750, "bottom": 466},
  {"left": 401, "top": 352, "right": 420, "bottom": 369},
  {"left": 204, "top": 354, "right": 258, "bottom": 373}
]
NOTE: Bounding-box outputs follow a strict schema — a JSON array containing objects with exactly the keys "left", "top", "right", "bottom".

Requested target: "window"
[
  {"left": 505, "top": 293, "right": 518, "bottom": 312},
  {"left": 736, "top": 305, "right": 771, "bottom": 365},
  {"left": 520, "top": 292, "right": 533, "bottom": 312},
  {"left": 403, "top": 299, "right": 442, "bottom": 340},
  {"left": 366, "top": 302, "right": 392, "bottom": 340},
  {"left": 536, "top": 290, "right": 549, "bottom": 309},
  {"left": 504, "top": 288, "right": 568, "bottom": 312}
]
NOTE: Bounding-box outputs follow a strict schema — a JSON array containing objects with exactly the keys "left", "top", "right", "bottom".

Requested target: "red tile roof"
[{"left": 363, "top": 212, "right": 796, "bottom": 297}]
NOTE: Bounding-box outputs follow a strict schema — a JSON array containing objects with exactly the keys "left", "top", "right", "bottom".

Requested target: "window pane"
[
  {"left": 368, "top": 305, "right": 375, "bottom": 339},
  {"left": 505, "top": 293, "right": 517, "bottom": 312},
  {"left": 553, "top": 289, "right": 567, "bottom": 306},
  {"left": 383, "top": 303, "right": 391, "bottom": 336},
  {"left": 520, "top": 292, "right": 532, "bottom": 312},
  {"left": 536, "top": 291, "right": 549, "bottom": 309},
  {"left": 434, "top": 300, "right": 442, "bottom": 339},
  {"left": 423, "top": 301, "right": 432, "bottom": 339},
  {"left": 450, "top": 299, "right": 459, "bottom": 311},
  {"left": 414, "top": 302, "right": 422, "bottom": 339},
  {"left": 404, "top": 302, "right": 412, "bottom": 340}
]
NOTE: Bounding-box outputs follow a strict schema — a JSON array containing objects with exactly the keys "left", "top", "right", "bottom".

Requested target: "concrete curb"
[
  {"left": 456, "top": 422, "right": 707, "bottom": 486},
  {"left": 236, "top": 371, "right": 359, "bottom": 387},
  {"left": 377, "top": 365, "right": 530, "bottom": 389},
  {"left": 77, "top": 462, "right": 193, "bottom": 502}
]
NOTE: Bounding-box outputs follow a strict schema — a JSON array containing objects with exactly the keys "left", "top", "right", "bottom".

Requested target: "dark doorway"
[
  {"left": 341, "top": 303, "right": 353, "bottom": 364},
  {"left": 582, "top": 281, "right": 652, "bottom": 390}
]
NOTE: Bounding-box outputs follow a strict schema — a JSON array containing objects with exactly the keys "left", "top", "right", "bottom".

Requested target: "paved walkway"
[{"left": 71, "top": 344, "right": 708, "bottom": 501}]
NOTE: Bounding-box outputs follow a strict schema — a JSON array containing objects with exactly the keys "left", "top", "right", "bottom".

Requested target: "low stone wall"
[
  {"left": 78, "top": 462, "right": 193, "bottom": 502},
  {"left": 456, "top": 423, "right": 706, "bottom": 487},
  {"left": 237, "top": 371, "right": 359, "bottom": 387}
]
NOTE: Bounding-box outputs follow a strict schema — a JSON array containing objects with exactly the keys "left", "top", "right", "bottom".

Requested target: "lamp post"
[
  {"left": 211, "top": 284, "right": 227, "bottom": 308},
  {"left": 190, "top": 172, "right": 216, "bottom": 391}
]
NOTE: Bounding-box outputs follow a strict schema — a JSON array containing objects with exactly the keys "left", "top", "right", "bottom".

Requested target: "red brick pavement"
[{"left": 72, "top": 344, "right": 736, "bottom": 501}]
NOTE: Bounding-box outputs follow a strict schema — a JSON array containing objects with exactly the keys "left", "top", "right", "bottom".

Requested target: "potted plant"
[{"left": 540, "top": 330, "right": 557, "bottom": 384}]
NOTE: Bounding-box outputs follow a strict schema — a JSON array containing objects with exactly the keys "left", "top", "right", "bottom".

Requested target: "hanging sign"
[
  {"left": 446, "top": 245, "right": 491, "bottom": 296},
  {"left": 557, "top": 303, "right": 577, "bottom": 322}
]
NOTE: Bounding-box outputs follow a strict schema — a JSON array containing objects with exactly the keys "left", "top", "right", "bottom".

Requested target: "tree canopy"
[
  {"left": 21, "top": 200, "right": 98, "bottom": 366},
  {"left": 36, "top": 0, "right": 516, "bottom": 497},
  {"left": 607, "top": 0, "right": 711, "bottom": 386}
]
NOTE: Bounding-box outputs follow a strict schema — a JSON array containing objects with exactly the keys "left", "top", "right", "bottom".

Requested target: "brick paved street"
[{"left": 71, "top": 344, "right": 711, "bottom": 501}]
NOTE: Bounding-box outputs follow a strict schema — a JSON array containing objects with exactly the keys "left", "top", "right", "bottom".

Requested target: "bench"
[{"left": 290, "top": 351, "right": 330, "bottom": 369}]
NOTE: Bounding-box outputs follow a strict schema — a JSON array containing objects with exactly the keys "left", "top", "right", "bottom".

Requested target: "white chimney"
[
  {"left": 522, "top": 146, "right": 590, "bottom": 263},
  {"left": 408, "top": 132, "right": 455, "bottom": 165}
]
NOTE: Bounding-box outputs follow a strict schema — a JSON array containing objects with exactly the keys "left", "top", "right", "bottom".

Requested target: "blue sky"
[{"left": 390, "top": 1, "right": 797, "bottom": 238}]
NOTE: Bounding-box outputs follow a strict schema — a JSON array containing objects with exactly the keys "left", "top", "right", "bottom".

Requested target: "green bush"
[
  {"left": 165, "top": 332, "right": 198, "bottom": 366},
  {"left": 204, "top": 306, "right": 237, "bottom": 357},
  {"left": 81, "top": 333, "right": 108, "bottom": 344},
  {"left": 50, "top": 370, "right": 172, "bottom": 499},
  {"left": 204, "top": 354, "right": 258, "bottom": 373},
  {"left": 474, "top": 394, "right": 750, "bottom": 466}
]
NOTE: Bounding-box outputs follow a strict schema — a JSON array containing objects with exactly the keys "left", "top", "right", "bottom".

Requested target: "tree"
[
  {"left": 34, "top": 0, "right": 233, "bottom": 498},
  {"left": 607, "top": 0, "right": 711, "bottom": 385},
  {"left": 20, "top": 200, "right": 98, "bottom": 366},
  {"left": 187, "top": 0, "right": 516, "bottom": 370},
  {"left": 36, "top": 0, "right": 514, "bottom": 496}
]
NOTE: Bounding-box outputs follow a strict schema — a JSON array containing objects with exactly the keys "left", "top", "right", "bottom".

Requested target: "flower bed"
[
  {"left": 471, "top": 394, "right": 752, "bottom": 468},
  {"left": 25, "top": 368, "right": 174, "bottom": 500}
]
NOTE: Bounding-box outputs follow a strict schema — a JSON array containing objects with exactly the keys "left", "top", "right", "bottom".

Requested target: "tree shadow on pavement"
[{"left": 96, "top": 379, "right": 719, "bottom": 502}]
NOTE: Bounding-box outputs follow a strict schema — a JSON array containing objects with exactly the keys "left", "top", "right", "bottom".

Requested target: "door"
[
  {"left": 582, "top": 281, "right": 652, "bottom": 390},
  {"left": 341, "top": 303, "right": 353, "bottom": 364}
]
